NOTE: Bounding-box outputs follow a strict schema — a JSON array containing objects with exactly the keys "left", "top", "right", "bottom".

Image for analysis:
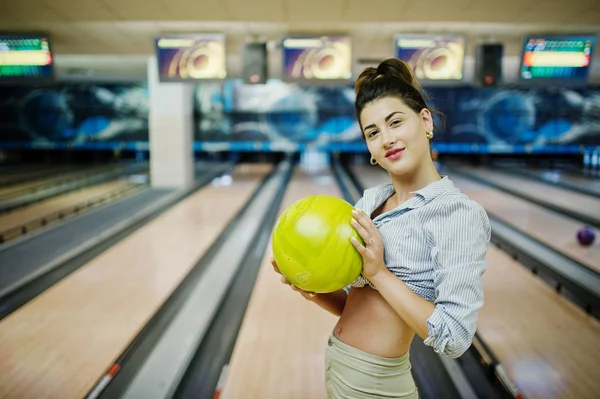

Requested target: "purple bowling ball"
[{"left": 577, "top": 227, "right": 596, "bottom": 246}]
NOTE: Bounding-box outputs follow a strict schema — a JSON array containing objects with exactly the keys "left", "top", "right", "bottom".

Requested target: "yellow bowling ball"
[{"left": 272, "top": 195, "right": 363, "bottom": 293}]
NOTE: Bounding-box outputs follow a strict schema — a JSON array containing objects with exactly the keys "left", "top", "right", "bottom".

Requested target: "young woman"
[{"left": 271, "top": 58, "right": 491, "bottom": 398}]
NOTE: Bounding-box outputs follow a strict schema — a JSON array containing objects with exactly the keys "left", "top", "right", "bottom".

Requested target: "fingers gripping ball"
[{"left": 272, "top": 195, "right": 363, "bottom": 293}]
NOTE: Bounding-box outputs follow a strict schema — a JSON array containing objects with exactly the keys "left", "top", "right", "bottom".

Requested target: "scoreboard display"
[
  {"left": 0, "top": 35, "right": 54, "bottom": 81},
  {"left": 520, "top": 35, "right": 595, "bottom": 83}
]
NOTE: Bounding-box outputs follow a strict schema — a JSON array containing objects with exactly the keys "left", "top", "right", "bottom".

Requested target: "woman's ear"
[{"left": 421, "top": 108, "right": 434, "bottom": 133}]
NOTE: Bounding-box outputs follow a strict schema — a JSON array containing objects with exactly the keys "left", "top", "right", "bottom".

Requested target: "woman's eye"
[
  {"left": 391, "top": 120, "right": 401, "bottom": 126},
  {"left": 368, "top": 130, "right": 378, "bottom": 137}
]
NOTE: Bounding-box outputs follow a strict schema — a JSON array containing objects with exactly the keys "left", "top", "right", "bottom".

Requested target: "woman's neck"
[{"left": 388, "top": 161, "right": 441, "bottom": 206}]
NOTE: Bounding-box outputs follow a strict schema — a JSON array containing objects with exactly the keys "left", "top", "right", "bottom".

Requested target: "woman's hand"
[
  {"left": 270, "top": 258, "right": 316, "bottom": 300},
  {"left": 350, "top": 208, "right": 387, "bottom": 280}
]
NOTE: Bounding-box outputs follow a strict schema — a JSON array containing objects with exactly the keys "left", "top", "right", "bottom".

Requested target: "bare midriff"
[{"left": 333, "top": 285, "right": 415, "bottom": 358}]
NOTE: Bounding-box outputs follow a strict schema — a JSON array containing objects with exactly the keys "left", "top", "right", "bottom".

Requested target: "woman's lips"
[{"left": 385, "top": 148, "right": 405, "bottom": 160}]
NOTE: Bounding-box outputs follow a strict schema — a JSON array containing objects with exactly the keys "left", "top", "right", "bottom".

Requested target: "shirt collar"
[
  {"left": 410, "top": 176, "right": 456, "bottom": 202},
  {"left": 362, "top": 176, "right": 456, "bottom": 216}
]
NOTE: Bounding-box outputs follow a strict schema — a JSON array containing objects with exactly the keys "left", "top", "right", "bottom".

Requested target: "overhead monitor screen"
[
  {"left": 394, "top": 35, "right": 465, "bottom": 81},
  {"left": 156, "top": 34, "right": 227, "bottom": 82},
  {"left": 282, "top": 36, "right": 352, "bottom": 81}
]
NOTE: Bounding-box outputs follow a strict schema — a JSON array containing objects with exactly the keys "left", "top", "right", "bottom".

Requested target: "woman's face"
[{"left": 359, "top": 96, "right": 433, "bottom": 176}]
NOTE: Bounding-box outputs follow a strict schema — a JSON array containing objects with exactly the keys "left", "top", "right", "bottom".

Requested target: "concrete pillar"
[{"left": 147, "top": 56, "right": 194, "bottom": 189}]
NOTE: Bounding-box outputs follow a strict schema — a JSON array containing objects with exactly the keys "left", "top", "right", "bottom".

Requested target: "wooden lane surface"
[
  {"left": 352, "top": 166, "right": 600, "bottom": 399},
  {"left": 0, "top": 163, "right": 271, "bottom": 399},
  {"left": 480, "top": 247, "right": 600, "bottom": 399},
  {"left": 0, "top": 179, "right": 136, "bottom": 233},
  {"left": 462, "top": 167, "right": 600, "bottom": 222},
  {"left": 0, "top": 165, "right": 72, "bottom": 186},
  {"left": 524, "top": 169, "right": 600, "bottom": 194},
  {"left": 221, "top": 168, "right": 342, "bottom": 399},
  {"left": 0, "top": 165, "right": 118, "bottom": 199}
]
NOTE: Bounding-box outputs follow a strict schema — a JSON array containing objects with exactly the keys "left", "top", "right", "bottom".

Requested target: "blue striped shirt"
[{"left": 349, "top": 176, "right": 491, "bottom": 358}]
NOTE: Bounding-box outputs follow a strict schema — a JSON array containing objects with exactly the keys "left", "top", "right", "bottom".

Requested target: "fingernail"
[{"left": 351, "top": 218, "right": 356, "bottom": 224}]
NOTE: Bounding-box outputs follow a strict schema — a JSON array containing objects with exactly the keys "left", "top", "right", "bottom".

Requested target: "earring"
[
  {"left": 426, "top": 131, "right": 434, "bottom": 139},
  {"left": 370, "top": 156, "right": 378, "bottom": 165}
]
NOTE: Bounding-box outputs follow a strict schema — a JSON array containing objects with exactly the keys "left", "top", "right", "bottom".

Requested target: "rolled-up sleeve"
[{"left": 423, "top": 196, "right": 491, "bottom": 358}]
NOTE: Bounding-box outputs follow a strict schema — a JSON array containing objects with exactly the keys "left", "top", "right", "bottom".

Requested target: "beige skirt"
[{"left": 325, "top": 334, "right": 419, "bottom": 399}]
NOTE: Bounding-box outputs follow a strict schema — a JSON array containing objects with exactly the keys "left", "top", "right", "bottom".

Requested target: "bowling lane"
[
  {"left": 0, "top": 178, "right": 139, "bottom": 237},
  {"left": 479, "top": 248, "right": 600, "bottom": 399},
  {"left": 456, "top": 166, "right": 600, "bottom": 225},
  {"left": 509, "top": 168, "right": 600, "bottom": 197},
  {"left": 0, "top": 163, "right": 271, "bottom": 399},
  {"left": 0, "top": 164, "right": 73, "bottom": 187},
  {"left": 222, "top": 168, "right": 342, "bottom": 399},
  {"left": 351, "top": 166, "right": 600, "bottom": 399},
  {"left": 0, "top": 164, "right": 120, "bottom": 199},
  {"left": 354, "top": 166, "right": 600, "bottom": 273}
]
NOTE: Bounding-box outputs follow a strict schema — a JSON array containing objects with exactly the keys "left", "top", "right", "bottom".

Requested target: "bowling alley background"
[
  {"left": 0, "top": 32, "right": 599, "bottom": 154},
  {"left": 0, "top": 82, "right": 599, "bottom": 152}
]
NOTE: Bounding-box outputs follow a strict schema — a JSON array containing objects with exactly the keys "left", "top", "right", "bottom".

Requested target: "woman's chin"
[{"left": 382, "top": 158, "right": 412, "bottom": 176}]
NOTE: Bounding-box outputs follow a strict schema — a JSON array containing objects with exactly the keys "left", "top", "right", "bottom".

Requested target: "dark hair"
[{"left": 354, "top": 58, "right": 444, "bottom": 133}]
